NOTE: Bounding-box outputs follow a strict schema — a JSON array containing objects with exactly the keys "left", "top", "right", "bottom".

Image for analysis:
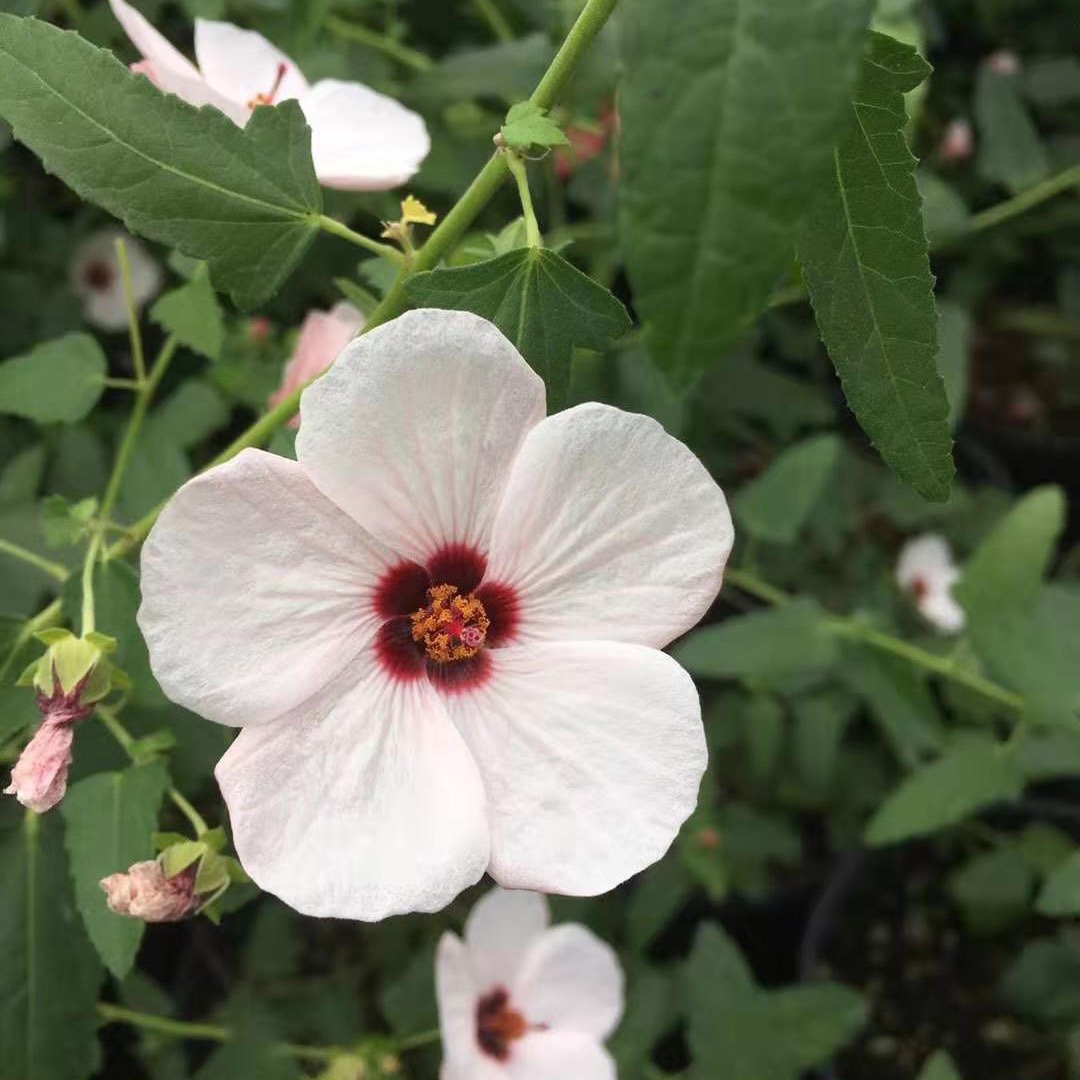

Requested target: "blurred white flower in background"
[
  {"left": 108, "top": 0, "right": 430, "bottom": 190},
  {"left": 896, "top": 533, "right": 966, "bottom": 634},
  {"left": 70, "top": 229, "right": 162, "bottom": 332},
  {"left": 137, "top": 309, "right": 732, "bottom": 921},
  {"left": 437, "top": 888, "right": 623, "bottom": 1080}
]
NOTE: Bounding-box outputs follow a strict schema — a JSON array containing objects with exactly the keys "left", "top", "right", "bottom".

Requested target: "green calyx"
[
  {"left": 16, "top": 628, "right": 125, "bottom": 705},
  {"left": 154, "top": 828, "right": 249, "bottom": 923}
]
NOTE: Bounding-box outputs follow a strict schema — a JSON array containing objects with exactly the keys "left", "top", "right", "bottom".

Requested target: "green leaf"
[
  {"left": 917, "top": 1051, "right": 962, "bottom": 1080},
  {"left": 0, "top": 333, "right": 105, "bottom": 424},
  {"left": 405, "top": 247, "right": 631, "bottom": 409},
  {"left": 150, "top": 265, "right": 225, "bottom": 361},
  {"left": 975, "top": 61, "right": 1050, "bottom": 194},
  {"left": 194, "top": 1000, "right": 301, "bottom": 1080},
  {"left": 673, "top": 600, "right": 838, "bottom": 685},
  {"left": 687, "top": 925, "right": 866, "bottom": 1080},
  {"left": 1037, "top": 851, "right": 1080, "bottom": 917},
  {"left": 41, "top": 495, "right": 97, "bottom": 548},
  {"left": 865, "top": 742, "right": 1025, "bottom": 845},
  {"left": 798, "top": 33, "right": 952, "bottom": 502},
  {"left": 619, "top": 0, "right": 875, "bottom": 389},
  {"left": 937, "top": 301, "right": 971, "bottom": 429},
  {"left": 0, "top": 444, "right": 47, "bottom": 503},
  {"left": 61, "top": 761, "right": 170, "bottom": 978},
  {"left": 500, "top": 101, "right": 569, "bottom": 151},
  {"left": 948, "top": 847, "right": 1033, "bottom": 933},
  {"left": 734, "top": 434, "right": 841, "bottom": 543},
  {"left": 792, "top": 690, "right": 856, "bottom": 796},
  {"left": 0, "top": 811, "right": 103, "bottom": 1080},
  {"left": 148, "top": 379, "right": 230, "bottom": 450},
  {"left": 0, "top": 16, "right": 321, "bottom": 309},
  {"left": 1001, "top": 938, "right": 1080, "bottom": 1025}
]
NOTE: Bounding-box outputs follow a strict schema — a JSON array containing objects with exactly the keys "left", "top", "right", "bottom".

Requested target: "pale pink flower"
[
  {"left": 938, "top": 117, "right": 974, "bottom": 163},
  {"left": 108, "top": 0, "right": 429, "bottom": 190},
  {"left": 896, "top": 533, "right": 966, "bottom": 634},
  {"left": 70, "top": 228, "right": 162, "bottom": 332},
  {"left": 4, "top": 722, "right": 75, "bottom": 813},
  {"left": 437, "top": 888, "right": 623, "bottom": 1080},
  {"left": 138, "top": 309, "right": 731, "bottom": 920},
  {"left": 987, "top": 50, "right": 1021, "bottom": 76},
  {"left": 268, "top": 302, "right": 364, "bottom": 426},
  {"left": 100, "top": 860, "right": 199, "bottom": 922}
]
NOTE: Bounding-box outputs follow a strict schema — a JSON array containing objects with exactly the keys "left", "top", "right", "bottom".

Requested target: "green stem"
[
  {"left": 724, "top": 567, "right": 1024, "bottom": 714},
  {"left": 168, "top": 786, "right": 210, "bottom": 837},
  {"left": 0, "top": 539, "right": 67, "bottom": 582},
  {"left": 114, "top": 239, "right": 146, "bottom": 385},
  {"left": 471, "top": 0, "right": 514, "bottom": 41},
  {"left": 396, "top": 1027, "right": 441, "bottom": 1051},
  {"left": 317, "top": 215, "right": 406, "bottom": 265},
  {"left": 325, "top": 15, "right": 433, "bottom": 71},
  {"left": 102, "top": 377, "right": 142, "bottom": 391},
  {"left": 506, "top": 153, "right": 541, "bottom": 247},
  {"left": 100, "top": 336, "right": 179, "bottom": 522},
  {"left": 79, "top": 531, "right": 103, "bottom": 635},
  {"left": 0, "top": 598, "right": 62, "bottom": 684},
  {"left": 965, "top": 163, "right": 1080, "bottom": 236},
  {"left": 101, "top": 0, "right": 621, "bottom": 563}
]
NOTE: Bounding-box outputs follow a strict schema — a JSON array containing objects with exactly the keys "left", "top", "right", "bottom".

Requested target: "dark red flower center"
[
  {"left": 910, "top": 575, "right": 929, "bottom": 602},
  {"left": 476, "top": 987, "right": 529, "bottom": 1061},
  {"left": 83, "top": 259, "right": 114, "bottom": 291},
  {"left": 373, "top": 542, "right": 518, "bottom": 694}
]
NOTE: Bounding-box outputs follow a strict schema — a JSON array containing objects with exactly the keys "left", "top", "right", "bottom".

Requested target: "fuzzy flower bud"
[
  {"left": 4, "top": 630, "right": 121, "bottom": 813},
  {"left": 3, "top": 723, "right": 75, "bottom": 813},
  {"left": 100, "top": 860, "right": 199, "bottom": 922}
]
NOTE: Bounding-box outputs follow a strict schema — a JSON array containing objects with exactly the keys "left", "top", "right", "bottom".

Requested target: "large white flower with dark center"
[
  {"left": 108, "top": 0, "right": 429, "bottom": 190},
  {"left": 437, "top": 888, "right": 623, "bottom": 1080},
  {"left": 138, "top": 309, "right": 733, "bottom": 920}
]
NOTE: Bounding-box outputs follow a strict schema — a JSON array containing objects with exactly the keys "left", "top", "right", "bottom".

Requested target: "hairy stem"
[
  {"left": 0, "top": 539, "right": 67, "bottom": 582},
  {"left": 724, "top": 567, "right": 1024, "bottom": 713},
  {"left": 506, "top": 153, "right": 541, "bottom": 246}
]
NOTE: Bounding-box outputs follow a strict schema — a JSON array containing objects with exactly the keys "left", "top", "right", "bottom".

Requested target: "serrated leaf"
[
  {"left": 1037, "top": 851, "right": 1080, "bottom": 916},
  {"left": 0, "top": 811, "right": 103, "bottom": 1080},
  {"left": 619, "top": 0, "right": 875, "bottom": 389},
  {"left": 150, "top": 265, "right": 225, "bottom": 361},
  {"left": 673, "top": 600, "right": 838, "bottom": 685},
  {"left": 62, "top": 761, "right": 169, "bottom": 978},
  {"left": 687, "top": 925, "right": 866, "bottom": 1080},
  {"left": 405, "top": 247, "right": 630, "bottom": 409},
  {"left": 0, "top": 16, "right": 321, "bottom": 309},
  {"left": 734, "top": 434, "right": 841, "bottom": 543},
  {"left": 865, "top": 743, "right": 1024, "bottom": 845},
  {"left": 798, "top": 33, "right": 952, "bottom": 501},
  {"left": 500, "top": 101, "right": 569, "bottom": 150},
  {"left": 975, "top": 61, "right": 1050, "bottom": 194},
  {"left": 0, "top": 333, "right": 106, "bottom": 424}
]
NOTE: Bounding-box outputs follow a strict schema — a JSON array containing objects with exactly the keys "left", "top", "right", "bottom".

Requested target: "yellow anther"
[{"left": 411, "top": 584, "right": 489, "bottom": 663}]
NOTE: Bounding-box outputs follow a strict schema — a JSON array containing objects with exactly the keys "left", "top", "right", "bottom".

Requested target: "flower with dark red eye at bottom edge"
[
  {"left": 437, "top": 888, "right": 623, "bottom": 1080},
  {"left": 137, "top": 308, "right": 733, "bottom": 921},
  {"left": 70, "top": 229, "right": 161, "bottom": 332},
  {"left": 896, "top": 533, "right": 966, "bottom": 634}
]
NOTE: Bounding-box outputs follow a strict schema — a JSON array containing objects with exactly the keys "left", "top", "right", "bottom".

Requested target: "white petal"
[
  {"left": 896, "top": 533, "right": 957, "bottom": 589},
  {"left": 138, "top": 449, "right": 396, "bottom": 728},
  {"left": 514, "top": 925, "right": 623, "bottom": 1039},
  {"left": 297, "top": 310, "right": 546, "bottom": 565},
  {"left": 193, "top": 19, "right": 309, "bottom": 107},
  {"left": 465, "top": 888, "right": 550, "bottom": 990},
  {"left": 84, "top": 289, "right": 131, "bottom": 332},
  {"left": 921, "top": 580, "right": 967, "bottom": 634},
  {"left": 446, "top": 641, "right": 707, "bottom": 896},
  {"left": 109, "top": 0, "right": 201, "bottom": 82},
  {"left": 216, "top": 671, "right": 490, "bottom": 919},
  {"left": 123, "top": 237, "right": 163, "bottom": 307},
  {"left": 300, "top": 80, "right": 430, "bottom": 190},
  {"left": 436, "top": 934, "right": 500, "bottom": 1080},
  {"left": 507, "top": 1033, "right": 616, "bottom": 1080},
  {"left": 485, "top": 403, "right": 733, "bottom": 649}
]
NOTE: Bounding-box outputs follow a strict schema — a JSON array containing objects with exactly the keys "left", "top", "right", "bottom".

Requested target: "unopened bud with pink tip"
[
  {"left": 101, "top": 860, "right": 199, "bottom": 922},
  {"left": 4, "top": 630, "right": 123, "bottom": 813}
]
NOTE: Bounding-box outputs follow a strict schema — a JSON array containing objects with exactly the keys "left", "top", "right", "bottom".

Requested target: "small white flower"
[
  {"left": 896, "top": 533, "right": 966, "bottom": 634},
  {"left": 70, "top": 229, "right": 162, "bottom": 332},
  {"left": 437, "top": 888, "right": 623, "bottom": 1080},
  {"left": 138, "top": 309, "right": 732, "bottom": 920},
  {"left": 108, "top": 0, "right": 429, "bottom": 191}
]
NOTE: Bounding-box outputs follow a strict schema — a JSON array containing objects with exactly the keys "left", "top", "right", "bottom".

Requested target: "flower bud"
[
  {"left": 3, "top": 723, "right": 75, "bottom": 813},
  {"left": 100, "top": 860, "right": 199, "bottom": 922}
]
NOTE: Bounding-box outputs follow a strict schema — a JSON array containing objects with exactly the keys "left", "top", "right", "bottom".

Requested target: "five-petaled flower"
[
  {"left": 138, "top": 308, "right": 733, "bottom": 920},
  {"left": 268, "top": 302, "right": 364, "bottom": 427},
  {"left": 437, "top": 888, "right": 623, "bottom": 1080},
  {"left": 896, "top": 533, "right": 966, "bottom": 634},
  {"left": 70, "top": 228, "right": 161, "bottom": 332},
  {"left": 108, "top": 0, "right": 429, "bottom": 190}
]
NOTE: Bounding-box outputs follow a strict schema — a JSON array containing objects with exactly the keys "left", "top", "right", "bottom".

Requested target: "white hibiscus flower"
[{"left": 896, "top": 533, "right": 966, "bottom": 634}]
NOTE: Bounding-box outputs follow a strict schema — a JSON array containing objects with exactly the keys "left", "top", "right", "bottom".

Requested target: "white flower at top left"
[{"left": 108, "top": 0, "right": 429, "bottom": 191}]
